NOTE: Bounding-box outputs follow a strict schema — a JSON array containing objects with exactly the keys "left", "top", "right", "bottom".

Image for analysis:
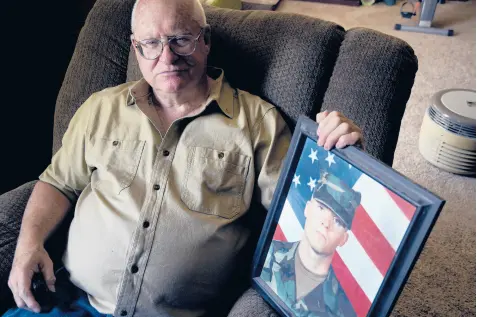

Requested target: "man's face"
[
  {"left": 132, "top": 1, "right": 210, "bottom": 93},
  {"left": 303, "top": 199, "right": 349, "bottom": 256}
]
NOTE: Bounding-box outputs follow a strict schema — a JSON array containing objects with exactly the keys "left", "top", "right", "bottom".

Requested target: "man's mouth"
[
  {"left": 316, "top": 230, "right": 327, "bottom": 242},
  {"left": 160, "top": 69, "right": 187, "bottom": 74}
]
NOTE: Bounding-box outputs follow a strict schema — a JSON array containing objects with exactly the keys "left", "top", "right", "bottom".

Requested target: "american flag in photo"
[{"left": 272, "top": 138, "right": 417, "bottom": 317}]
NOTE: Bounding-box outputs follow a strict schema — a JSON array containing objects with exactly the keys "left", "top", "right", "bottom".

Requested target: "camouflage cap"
[{"left": 312, "top": 171, "right": 361, "bottom": 229}]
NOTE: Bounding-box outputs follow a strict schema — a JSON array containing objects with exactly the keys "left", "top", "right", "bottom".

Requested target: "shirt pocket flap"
[
  {"left": 198, "top": 147, "right": 251, "bottom": 176},
  {"left": 181, "top": 146, "right": 251, "bottom": 219},
  {"left": 91, "top": 138, "right": 146, "bottom": 193}
]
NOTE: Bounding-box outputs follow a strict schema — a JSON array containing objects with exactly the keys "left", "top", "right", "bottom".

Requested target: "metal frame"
[{"left": 395, "top": 0, "right": 454, "bottom": 36}]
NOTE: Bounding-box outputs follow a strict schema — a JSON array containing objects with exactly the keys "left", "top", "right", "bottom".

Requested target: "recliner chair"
[{"left": 0, "top": 1, "right": 418, "bottom": 315}]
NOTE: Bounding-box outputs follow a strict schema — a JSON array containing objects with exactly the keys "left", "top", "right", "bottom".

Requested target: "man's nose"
[
  {"left": 159, "top": 44, "right": 179, "bottom": 64},
  {"left": 319, "top": 213, "right": 333, "bottom": 229},
  {"left": 320, "top": 219, "right": 330, "bottom": 229}
]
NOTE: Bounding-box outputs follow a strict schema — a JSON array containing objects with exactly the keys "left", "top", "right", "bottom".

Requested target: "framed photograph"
[{"left": 251, "top": 115, "right": 445, "bottom": 317}]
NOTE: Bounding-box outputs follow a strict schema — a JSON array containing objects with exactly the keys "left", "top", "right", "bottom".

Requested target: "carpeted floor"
[{"left": 277, "top": 1, "right": 476, "bottom": 316}]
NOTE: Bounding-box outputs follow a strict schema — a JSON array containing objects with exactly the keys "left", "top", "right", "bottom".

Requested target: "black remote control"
[
  {"left": 31, "top": 272, "right": 55, "bottom": 313},
  {"left": 30, "top": 267, "right": 77, "bottom": 313}
]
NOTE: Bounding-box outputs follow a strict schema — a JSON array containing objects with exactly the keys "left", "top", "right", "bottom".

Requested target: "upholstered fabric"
[
  {"left": 228, "top": 288, "right": 279, "bottom": 317},
  {"left": 321, "top": 27, "right": 417, "bottom": 165},
  {"left": 52, "top": 0, "right": 135, "bottom": 156},
  {"left": 1, "top": 0, "right": 418, "bottom": 315},
  {"left": 0, "top": 181, "right": 37, "bottom": 314}
]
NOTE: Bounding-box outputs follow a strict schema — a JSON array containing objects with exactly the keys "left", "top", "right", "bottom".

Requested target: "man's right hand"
[{"left": 7, "top": 245, "right": 56, "bottom": 313}]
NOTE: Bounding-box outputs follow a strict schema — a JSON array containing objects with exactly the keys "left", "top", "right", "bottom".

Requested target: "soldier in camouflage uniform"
[{"left": 261, "top": 170, "right": 362, "bottom": 317}]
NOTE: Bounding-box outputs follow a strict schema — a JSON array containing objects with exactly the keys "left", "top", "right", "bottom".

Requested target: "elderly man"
[
  {"left": 261, "top": 171, "right": 361, "bottom": 317},
  {"left": 4, "top": 0, "right": 363, "bottom": 316}
]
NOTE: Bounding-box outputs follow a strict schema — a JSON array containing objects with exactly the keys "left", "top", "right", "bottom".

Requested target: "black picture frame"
[{"left": 251, "top": 115, "right": 446, "bottom": 317}]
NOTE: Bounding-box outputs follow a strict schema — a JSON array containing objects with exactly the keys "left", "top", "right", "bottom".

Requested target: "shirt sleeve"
[
  {"left": 252, "top": 107, "right": 292, "bottom": 211},
  {"left": 39, "top": 95, "right": 95, "bottom": 203}
]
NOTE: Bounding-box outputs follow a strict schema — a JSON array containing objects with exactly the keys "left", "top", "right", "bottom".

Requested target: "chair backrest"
[{"left": 53, "top": 0, "right": 417, "bottom": 166}]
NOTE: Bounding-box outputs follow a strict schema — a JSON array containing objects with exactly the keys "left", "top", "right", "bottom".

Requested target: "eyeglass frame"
[{"left": 131, "top": 26, "right": 208, "bottom": 60}]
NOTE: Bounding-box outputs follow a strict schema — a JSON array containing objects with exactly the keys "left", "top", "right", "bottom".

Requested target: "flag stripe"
[
  {"left": 385, "top": 189, "right": 416, "bottom": 221},
  {"left": 353, "top": 174, "right": 410, "bottom": 251},
  {"left": 336, "top": 230, "right": 383, "bottom": 302},
  {"left": 351, "top": 205, "right": 396, "bottom": 277},
  {"left": 279, "top": 200, "right": 304, "bottom": 242},
  {"left": 273, "top": 224, "right": 286, "bottom": 241},
  {"left": 287, "top": 189, "right": 307, "bottom": 227},
  {"left": 332, "top": 254, "right": 372, "bottom": 317}
]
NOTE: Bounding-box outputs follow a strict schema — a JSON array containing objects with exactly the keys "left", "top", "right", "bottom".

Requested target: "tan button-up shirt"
[{"left": 39, "top": 69, "right": 291, "bottom": 317}]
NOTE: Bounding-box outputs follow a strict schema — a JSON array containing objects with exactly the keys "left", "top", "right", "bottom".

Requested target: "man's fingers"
[
  {"left": 336, "top": 131, "right": 363, "bottom": 149},
  {"left": 317, "top": 115, "right": 342, "bottom": 146},
  {"left": 18, "top": 274, "right": 40, "bottom": 313},
  {"left": 12, "top": 292, "right": 27, "bottom": 309},
  {"left": 18, "top": 287, "right": 40, "bottom": 313},
  {"left": 324, "top": 122, "right": 353, "bottom": 150},
  {"left": 40, "top": 258, "right": 56, "bottom": 292},
  {"left": 316, "top": 110, "right": 329, "bottom": 124}
]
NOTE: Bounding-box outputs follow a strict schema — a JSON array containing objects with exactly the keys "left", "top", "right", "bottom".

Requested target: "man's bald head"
[{"left": 131, "top": 0, "right": 207, "bottom": 34}]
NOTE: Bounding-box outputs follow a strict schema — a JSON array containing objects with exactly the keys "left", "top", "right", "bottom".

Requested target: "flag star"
[
  {"left": 308, "top": 148, "right": 318, "bottom": 164},
  {"left": 307, "top": 177, "right": 317, "bottom": 192},
  {"left": 349, "top": 164, "right": 352, "bottom": 169},
  {"left": 292, "top": 174, "right": 301, "bottom": 188},
  {"left": 325, "top": 152, "right": 336, "bottom": 167}
]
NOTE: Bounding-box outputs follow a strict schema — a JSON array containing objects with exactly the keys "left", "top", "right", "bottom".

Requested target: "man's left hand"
[{"left": 316, "top": 111, "right": 364, "bottom": 151}]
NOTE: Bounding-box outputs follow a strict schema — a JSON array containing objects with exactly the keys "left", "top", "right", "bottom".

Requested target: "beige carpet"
[{"left": 277, "top": 1, "right": 476, "bottom": 316}]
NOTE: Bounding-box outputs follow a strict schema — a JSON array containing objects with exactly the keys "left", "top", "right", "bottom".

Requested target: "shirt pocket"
[
  {"left": 91, "top": 138, "right": 146, "bottom": 194},
  {"left": 180, "top": 146, "right": 250, "bottom": 219}
]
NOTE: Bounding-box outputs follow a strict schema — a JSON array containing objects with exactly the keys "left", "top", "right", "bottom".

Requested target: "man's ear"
[
  {"left": 338, "top": 232, "right": 349, "bottom": 247},
  {"left": 130, "top": 36, "right": 139, "bottom": 58}
]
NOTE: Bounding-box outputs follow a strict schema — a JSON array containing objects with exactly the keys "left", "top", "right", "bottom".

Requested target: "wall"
[{"left": 0, "top": 0, "right": 96, "bottom": 195}]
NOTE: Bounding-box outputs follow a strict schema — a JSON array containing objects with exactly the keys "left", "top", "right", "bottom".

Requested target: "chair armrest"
[
  {"left": 228, "top": 288, "right": 279, "bottom": 317},
  {"left": 322, "top": 27, "right": 418, "bottom": 166},
  {"left": 0, "top": 180, "right": 37, "bottom": 314}
]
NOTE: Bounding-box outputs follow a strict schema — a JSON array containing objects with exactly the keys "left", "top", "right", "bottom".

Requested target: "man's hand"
[
  {"left": 316, "top": 111, "right": 364, "bottom": 150},
  {"left": 8, "top": 245, "right": 56, "bottom": 313}
]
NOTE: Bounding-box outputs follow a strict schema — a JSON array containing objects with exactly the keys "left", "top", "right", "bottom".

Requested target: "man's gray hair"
[{"left": 131, "top": 0, "right": 207, "bottom": 33}]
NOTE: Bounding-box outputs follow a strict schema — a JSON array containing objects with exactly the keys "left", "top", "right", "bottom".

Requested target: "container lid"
[{"left": 430, "top": 89, "right": 476, "bottom": 138}]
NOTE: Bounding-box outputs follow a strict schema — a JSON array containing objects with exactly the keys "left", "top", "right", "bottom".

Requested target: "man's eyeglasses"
[{"left": 131, "top": 28, "right": 205, "bottom": 60}]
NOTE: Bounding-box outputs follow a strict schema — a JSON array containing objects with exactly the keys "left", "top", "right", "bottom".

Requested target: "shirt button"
[
  {"left": 163, "top": 150, "right": 170, "bottom": 156},
  {"left": 153, "top": 184, "right": 160, "bottom": 190},
  {"left": 131, "top": 264, "right": 139, "bottom": 274},
  {"left": 143, "top": 221, "right": 150, "bottom": 228},
  {"left": 218, "top": 152, "right": 224, "bottom": 159},
  {"left": 120, "top": 310, "right": 127, "bottom": 316},
  {"left": 112, "top": 141, "right": 119, "bottom": 146}
]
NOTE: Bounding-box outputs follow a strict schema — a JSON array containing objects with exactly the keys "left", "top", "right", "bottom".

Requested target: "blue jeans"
[{"left": 2, "top": 293, "right": 113, "bottom": 317}]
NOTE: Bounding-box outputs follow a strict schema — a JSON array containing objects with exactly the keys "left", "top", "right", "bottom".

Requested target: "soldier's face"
[{"left": 303, "top": 199, "right": 349, "bottom": 255}]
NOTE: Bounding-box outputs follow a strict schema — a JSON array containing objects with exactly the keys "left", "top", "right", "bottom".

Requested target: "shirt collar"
[
  {"left": 126, "top": 67, "right": 234, "bottom": 118},
  {"left": 126, "top": 78, "right": 150, "bottom": 106}
]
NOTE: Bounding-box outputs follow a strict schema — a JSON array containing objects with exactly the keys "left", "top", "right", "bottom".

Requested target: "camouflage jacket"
[{"left": 260, "top": 240, "right": 356, "bottom": 317}]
